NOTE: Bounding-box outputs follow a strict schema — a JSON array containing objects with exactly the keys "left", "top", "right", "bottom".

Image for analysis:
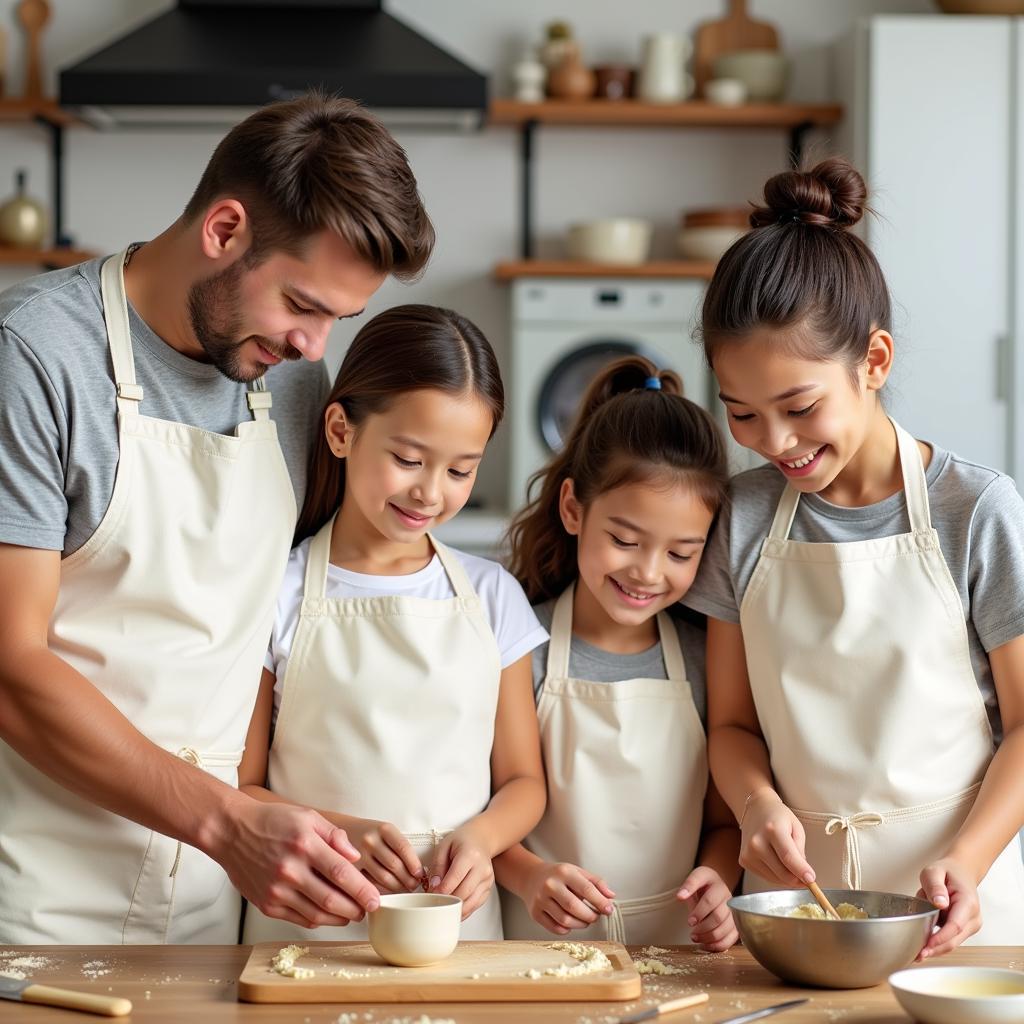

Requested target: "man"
[{"left": 0, "top": 93, "right": 434, "bottom": 943}]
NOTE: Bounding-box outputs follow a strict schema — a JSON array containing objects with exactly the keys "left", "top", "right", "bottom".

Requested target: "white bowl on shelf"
[
  {"left": 566, "top": 218, "right": 652, "bottom": 265},
  {"left": 889, "top": 967, "right": 1024, "bottom": 1024},
  {"left": 712, "top": 49, "right": 789, "bottom": 102}
]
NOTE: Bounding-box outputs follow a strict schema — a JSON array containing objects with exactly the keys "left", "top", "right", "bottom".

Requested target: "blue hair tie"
[{"left": 644, "top": 376, "right": 662, "bottom": 390}]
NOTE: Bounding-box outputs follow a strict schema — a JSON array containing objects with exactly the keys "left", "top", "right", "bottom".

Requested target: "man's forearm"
[{"left": 0, "top": 643, "right": 246, "bottom": 854}]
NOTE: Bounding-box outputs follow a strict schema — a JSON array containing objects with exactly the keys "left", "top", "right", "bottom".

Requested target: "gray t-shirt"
[
  {"left": 683, "top": 446, "right": 1024, "bottom": 739},
  {"left": 0, "top": 257, "right": 330, "bottom": 555},
  {"left": 530, "top": 598, "right": 708, "bottom": 725}
]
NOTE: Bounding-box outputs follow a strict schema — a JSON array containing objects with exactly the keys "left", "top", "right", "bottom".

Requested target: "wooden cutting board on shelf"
[
  {"left": 693, "top": 0, "right": 779, "bottom": 96},
  {"left": 238, "top": 940, "right": 643, "bottom": 1003}
]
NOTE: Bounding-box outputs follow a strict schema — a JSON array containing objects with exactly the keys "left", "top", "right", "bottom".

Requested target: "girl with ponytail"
[
  {"left": 687, "top": 157, "right": 1024, "bottom": 953},
  {"left": 239, "top": 304, "right": 547, "bottom": 944},
  {"left": 497, "top": 356, "right": 740, "bottom": 949}
]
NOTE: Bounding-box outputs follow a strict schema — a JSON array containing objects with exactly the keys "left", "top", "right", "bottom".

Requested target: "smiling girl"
[
  {"left": 496, "top": 357, "right": 740, "bottom": 949},
  {"left": 239, "top": 305, "right": 547, "bottom": 942},
  {"left": 685, "top": 158, "right": 1024, "bottom": 955}
]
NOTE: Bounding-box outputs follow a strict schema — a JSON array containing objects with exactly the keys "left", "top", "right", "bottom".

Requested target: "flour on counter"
[
  {"left": 270, "top": 944, "right": 315, "bottom": 979},
  {"left": 518, "top": 941, "right": 613, "bottom": 979}
]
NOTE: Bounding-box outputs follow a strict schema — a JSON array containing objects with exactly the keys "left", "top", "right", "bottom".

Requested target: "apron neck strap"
[
  {"left": 304, "top": 513, "right": 336, "bottom": 599},
  {"left": 546, "top": 586, "right": 688, "bottom": 681},
  {"left": 100, "top": 251, "right": 143, "bottom": 420},
  {"left": 655, "top": 611, "right": 687, "bottom": 681},
  {"left": 893, "top": 421, "right": 932, "bottom": 532},
  {"left": 427, "top": 535, "right": 476, "bottom": 600},
  {"left": 767, "top": 419, "right": 932, "bottom": 541},
  {"left": 101, "top": 249, "right": 273, "bottom": 424},
  {"left": 546, "top": 585, "right": 576, "bottom": 679}
]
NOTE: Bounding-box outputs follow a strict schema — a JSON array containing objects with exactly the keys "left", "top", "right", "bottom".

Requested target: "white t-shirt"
[{"left": 265, "top": 537, "right": 548, "bottom": 712}]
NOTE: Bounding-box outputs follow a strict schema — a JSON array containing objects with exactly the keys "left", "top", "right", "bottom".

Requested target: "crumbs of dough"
[{"left": 270, "top": 944, "right": 315, "bottom": 979}]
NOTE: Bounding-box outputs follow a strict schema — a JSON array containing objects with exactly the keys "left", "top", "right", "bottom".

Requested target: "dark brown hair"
[
  {"left": 295, "top": 304, "right": 504, "bottom": 543},
  {"left": 507, "top": 356, "right": 729, "bottom": 604},
  {"left": 184, "top": 92, "right": 434, "bottom": 280},
  {"left": 700, "top": 157, "right": 891, "bottom": 372}
]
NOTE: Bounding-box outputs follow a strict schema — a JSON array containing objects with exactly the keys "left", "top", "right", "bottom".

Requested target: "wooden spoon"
[
  {"left": 17, "top": 0, "right": 51, "bottom": 100},
  {"left": 807, "top": 879, "right": 841, "bottom": 920}
]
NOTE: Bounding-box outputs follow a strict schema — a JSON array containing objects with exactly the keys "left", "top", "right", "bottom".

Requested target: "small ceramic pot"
[
  {"left": 547, "top": 43, "right": 596, "bottom": 100},
  {"left": 593, "top": 64, "right": 635, "bottom": 100},
  {"left": 368, "top": 893, "right": 462, "bottom": 968},
  {"left": 704, "top": 77, "right": 747, "bottom": 106}
]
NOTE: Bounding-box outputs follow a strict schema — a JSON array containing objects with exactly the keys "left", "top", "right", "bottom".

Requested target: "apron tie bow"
[{"left": 824, "top": 812, "right": 884, "bottom": 889}]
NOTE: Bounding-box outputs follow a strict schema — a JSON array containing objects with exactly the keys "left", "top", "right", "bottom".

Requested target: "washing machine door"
[{"left": 537, "top": 338, "right": 673, "bottom": 452}]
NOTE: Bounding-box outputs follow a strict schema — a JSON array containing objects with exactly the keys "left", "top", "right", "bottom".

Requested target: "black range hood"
[{"left": 59, "top": 0, "right": 487, "bottom": 129}]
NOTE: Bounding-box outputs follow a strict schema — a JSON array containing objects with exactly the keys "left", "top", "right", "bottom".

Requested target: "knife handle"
[{"left": 22, "top": 984, "right": 132, "bottom": 1017}]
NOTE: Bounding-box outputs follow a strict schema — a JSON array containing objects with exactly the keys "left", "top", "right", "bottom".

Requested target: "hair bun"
[{"left": 749, "top": 156, "right": 867, "bottom": 229}]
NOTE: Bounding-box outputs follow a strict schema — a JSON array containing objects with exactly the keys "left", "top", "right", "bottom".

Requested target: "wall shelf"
[
  {"left": 489, "top": 98, "right": 843, "bottom": 129},
  {"left": 0, "top": 97, "right": 91, "bottom": 267},
  {"left": 0, "top": 245, "right": 94, "bottom": 268},
  {"left": 494, "top": 259, "right": 716, "bottom": 280},
  {"left": 488, "top": 97, "right": 844, "bottom": 260}
]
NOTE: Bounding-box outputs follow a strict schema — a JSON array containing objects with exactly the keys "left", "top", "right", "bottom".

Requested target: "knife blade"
[
  {"left": 714, "top": 997, "right": 809, "bottom": 1024},
  {"left": 0, "top": 975, "right": 132, "bottom": 1016}
]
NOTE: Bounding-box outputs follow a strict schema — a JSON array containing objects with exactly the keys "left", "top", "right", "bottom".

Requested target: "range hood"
[{"left": 59, "top": 0, "right": 487, "bottom": 130}]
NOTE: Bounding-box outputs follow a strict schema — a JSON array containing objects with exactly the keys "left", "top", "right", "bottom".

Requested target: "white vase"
[{"left": 637, "top": 32, "right": 693, "bottom": 103}]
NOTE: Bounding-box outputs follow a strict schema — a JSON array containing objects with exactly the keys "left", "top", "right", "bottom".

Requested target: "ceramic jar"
[
  {"left": 512, "top": 51, "right": 546, "bottom": 102},
  {"left": 637, "top": 32, "right": 694, "bottom": 103},
  {"left": 547, "top": 42, "right": 596, "bottom": 101},
  {"left": 0, "top": 170, "right": 46, "bottom": 247}
]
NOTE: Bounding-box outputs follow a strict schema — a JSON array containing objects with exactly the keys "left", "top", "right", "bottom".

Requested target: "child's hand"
[
  {"left": 916, "top": 856, "right": 981, "bottom": 959},
  {"left": 425, "top": 823, "right": 496, "bottom": 920},
  {"left": 676, "top": 866, "right": 738, "bottom": 951},
  {"left": 740, "top": 790, "right": 814, "bottom": 887},
  {"left": 520, "top": 860, "right": 616, "bottom": 935},
  {"left": 343, "top": 817, "right": 424, "bottom": 894}
]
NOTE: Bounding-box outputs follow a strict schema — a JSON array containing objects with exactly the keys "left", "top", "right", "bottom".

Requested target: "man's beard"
[{"left": 186, "top": 260, "right": 300, "bottom": 383}]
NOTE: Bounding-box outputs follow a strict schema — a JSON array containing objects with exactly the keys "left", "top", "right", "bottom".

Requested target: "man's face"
[{"left": 187, "top": 229, "right": 385, "bottom": 383}]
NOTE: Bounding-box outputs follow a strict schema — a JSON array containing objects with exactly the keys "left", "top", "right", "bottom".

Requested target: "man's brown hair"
[{"left": 183, "top": 92, "right": 434, "bottom": 280}]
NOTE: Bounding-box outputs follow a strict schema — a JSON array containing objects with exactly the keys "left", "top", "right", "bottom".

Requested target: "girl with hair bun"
[
  {"left": 687, "top": 157, "right": 1024, "bottom": 954},
  {"left": 496, "top": 357, "right": 740, "bottom": 948}
]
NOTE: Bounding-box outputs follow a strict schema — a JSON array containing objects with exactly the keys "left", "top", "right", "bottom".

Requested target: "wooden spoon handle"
[
  {"left": 808, "top": 880, "right": 841, "bottom": 920},
  {"left": 22, "top": 984, "right": 132, "bottom": 1017}
]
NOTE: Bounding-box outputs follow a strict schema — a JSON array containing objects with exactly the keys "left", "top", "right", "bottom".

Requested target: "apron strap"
[
  {"left": 100, "top": 251, "right": 143, "bottom": 420},
  {"left": 546, "top": 585, "right": 576, "bottom": 680},
  {"left": 893, "top": 420, "right": 932, "bottom": 533},
  {"left": 604, "top": 887, "right": 681, "bottom": 944},
  {"left": 428, "top": 535, "right": 478, "bottom": 600},
  {"left": 100, "top": 249, "right": 273, "bottom": 423},
  {"left": 766, "top": 419, "right": 931, "bottom": 541},
  {"left": 655, "top": 611, "right": 687, "bottom": 681},
  {"left": 303, "top": 513, "right": 336, "bottom": 600}
]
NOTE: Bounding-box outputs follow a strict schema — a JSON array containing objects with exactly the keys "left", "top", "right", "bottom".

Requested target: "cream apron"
[
  {"left": 740, "top": 420, "right": 1024, "bottom": 942},
  {"left": 243, "top": 513, "right": 505, "bottom": 942},
  {"left": 0, "top": 251, "right": 296, "bottom": 943},
  {"left": 501, "top": 585, "right": 707, "bottom": 944}
]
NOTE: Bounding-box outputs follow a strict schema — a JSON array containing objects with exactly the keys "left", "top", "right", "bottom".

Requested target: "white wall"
[{"left": 0, "top": 0, "right": 936, "bottom": 510}]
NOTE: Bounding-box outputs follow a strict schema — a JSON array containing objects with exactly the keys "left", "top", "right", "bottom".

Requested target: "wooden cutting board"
[
  {"left": 238, "top": 940, "right": 643, "bottom": 1003},
  {"left": 693, "top": 0, "right": 780, "bottom": 96}
]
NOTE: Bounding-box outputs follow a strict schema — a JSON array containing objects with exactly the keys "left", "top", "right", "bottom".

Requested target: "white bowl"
[
  {"left": 704, "top": 77, "right": 747, "bottom": 106},
  {"left": 712, "top": 50, "right": 789, "bottom": 102},
  {"left": 889, "top": 967, "right": 1024, "bottom": 1023},
  {"left": 566, "top": 218, "right": 652, "bottom": 265},
  {"left": 367, "top": 893, "right": 461, "bottom": 967},
  {"left": 677, "top": 224, "right": 747, "bottom": 261}
]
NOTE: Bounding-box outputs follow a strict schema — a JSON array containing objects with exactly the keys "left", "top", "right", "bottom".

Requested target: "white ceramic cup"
[
  {"left": 704, "top": 77, "right": 747, "bottom": 106},
  {"left": 368, "top": 893, "right": 462, "bottom": 968}
]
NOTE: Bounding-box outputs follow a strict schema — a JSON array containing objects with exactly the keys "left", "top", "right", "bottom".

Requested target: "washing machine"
[{"left": 508, "top": 278, "right": 716, "bottom": 510}]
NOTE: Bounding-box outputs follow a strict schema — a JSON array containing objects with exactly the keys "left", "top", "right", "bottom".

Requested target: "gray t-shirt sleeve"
[
  {"left": 0, "top": 324, "right": 69, "bottom": 550},
  {"left": 968, "top": 474, "right": 1024, "bottom": 652},
  {"left": 683, "top": 498, "right": 742, "bottom": 624}
]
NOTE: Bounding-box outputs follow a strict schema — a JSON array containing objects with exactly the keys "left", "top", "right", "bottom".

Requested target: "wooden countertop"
[{"left": 0, "top": 944, "right": 1020, "bottom": 1022}]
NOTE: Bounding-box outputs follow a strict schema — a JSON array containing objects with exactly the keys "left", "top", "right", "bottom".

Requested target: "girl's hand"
[
  {"left": 916, "top": 857, "right": 982, "bottom": 959},
  {"left": 343, "top": 817, "right": 424, "bottom": 894},
  {"left": 676, "top": 866, "right": 738, "bottom": 951},
  {"left": 426, "top": 823, "right": 496, "bottom": 920},
  {"left": 740, "top": 790, "right": 814, "bottom": 887},
  {"left": 521, "top": 860, "right": 616, "bottom": 935}
]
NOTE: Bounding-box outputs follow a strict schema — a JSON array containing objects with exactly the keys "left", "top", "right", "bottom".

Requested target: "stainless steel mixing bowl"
[{"left": 729, "top": 889, "right": 940, "bottom": 989}]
